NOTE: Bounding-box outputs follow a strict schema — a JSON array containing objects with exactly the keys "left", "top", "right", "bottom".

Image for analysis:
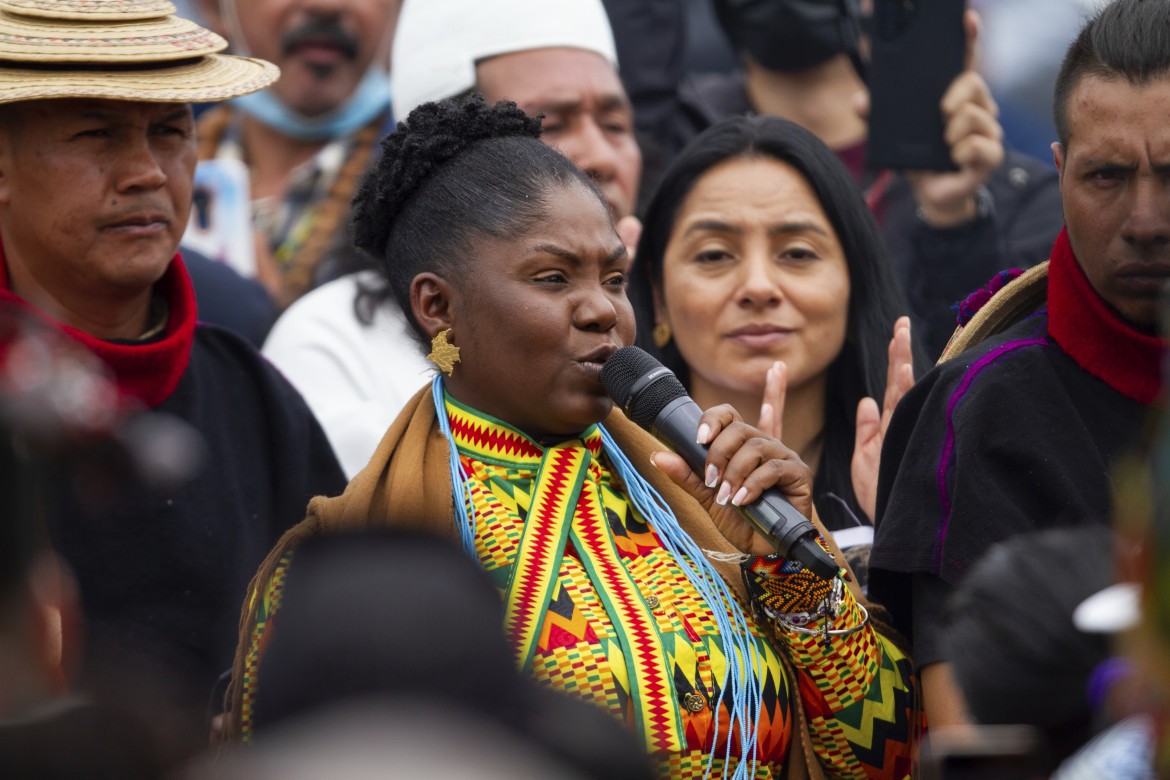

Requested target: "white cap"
[
  {"left": 1073, "top": 581, "right": 1141, "bottom": 634},
  {"left": 391, "top": 0, "right": 618, "bottom": 120}
]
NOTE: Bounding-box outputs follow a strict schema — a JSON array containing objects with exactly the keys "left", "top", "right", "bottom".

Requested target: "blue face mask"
[{"left": 231, "top": 67, "right": 392, "bottom": 141}]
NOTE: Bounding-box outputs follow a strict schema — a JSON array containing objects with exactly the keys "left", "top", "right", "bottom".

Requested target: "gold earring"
[
  {"left": 653, "top": 321, "right": 672, "bottom": 349},
  {"left": 428, "top": 328, "right": 461, "bottom": 376}
]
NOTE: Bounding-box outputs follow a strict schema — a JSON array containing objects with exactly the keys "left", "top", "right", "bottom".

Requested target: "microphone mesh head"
[
  {"left": 601, "top": 346, "right": 689, "bottom": 429},
  {"left": 600, "top": 346, "right": 659, "bottom": 404}
]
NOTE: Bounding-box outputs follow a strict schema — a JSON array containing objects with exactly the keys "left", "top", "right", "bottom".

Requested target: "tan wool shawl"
[{"left": 227, "top": 385, "right": 885, "bottom": 779}]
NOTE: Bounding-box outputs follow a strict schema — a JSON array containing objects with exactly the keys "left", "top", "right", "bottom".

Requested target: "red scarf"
[
  {"left": 0, "top": 240, "right": 196, "bottom": 408},
  {"left": 1048, "top": 227, "right": 1165, "bottom": 405}
]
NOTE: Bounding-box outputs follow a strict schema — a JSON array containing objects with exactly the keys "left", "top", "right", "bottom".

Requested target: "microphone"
[{"left": 601, "top": 346, "right": 840, "bottom": 582}]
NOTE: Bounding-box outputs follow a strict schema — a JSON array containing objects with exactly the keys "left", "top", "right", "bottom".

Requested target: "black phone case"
[{"left": 866, "top": 0, "right": 966, "bottom": 171}]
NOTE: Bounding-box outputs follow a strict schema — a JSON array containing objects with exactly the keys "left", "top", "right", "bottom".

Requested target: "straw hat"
[
  {"left": 0, "top": 0, "right": 278, "bottom": 105},
  {"left": 937, "top": 261, "right": 1049, "bottom": 364}
]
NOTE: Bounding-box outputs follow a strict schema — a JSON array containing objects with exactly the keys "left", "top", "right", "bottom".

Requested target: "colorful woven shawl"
[
  {"left": 227, "top": 383, "right": 886, "bottom": 780},
  {"left": 442, "top": 392, "right": 795, "bottom": 770}
]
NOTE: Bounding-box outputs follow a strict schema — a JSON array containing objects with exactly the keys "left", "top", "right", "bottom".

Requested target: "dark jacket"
[
  {"left": 869, "top": 230, "right": 1160, "bottom": 654},
  {"left": 54, "top": 323, "right": 346, "bottom": 761}
]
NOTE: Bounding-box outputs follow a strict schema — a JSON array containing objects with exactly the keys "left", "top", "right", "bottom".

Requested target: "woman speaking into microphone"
[{"left": 225, "top": 96, "right": 917, "bottom": 779}]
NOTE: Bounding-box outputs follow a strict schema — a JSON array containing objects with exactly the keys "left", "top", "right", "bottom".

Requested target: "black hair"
[
  {"left": 253, "top": 531, "right": 515, "bottom": 731},
  {"left": 945, "top": 526, "right": 1116, "bottom": 769},
  {"left": 351, "top": 94, "right": 603, "bottom": 347},
  {"left": 1054, "top": 0, "right": 1170, "bottom": 147},
  {"left": 627, "top": 114, "right": 917, "bottom": 530}
]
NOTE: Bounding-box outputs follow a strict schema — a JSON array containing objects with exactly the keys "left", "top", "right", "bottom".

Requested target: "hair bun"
[{"left": 353, "top": 94, "right": 543, "bottom": 258}]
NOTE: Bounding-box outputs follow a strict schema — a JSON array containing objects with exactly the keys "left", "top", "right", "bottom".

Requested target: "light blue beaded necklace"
[{"left": 433, "top": 375, "right": 765, "bottom": 778}]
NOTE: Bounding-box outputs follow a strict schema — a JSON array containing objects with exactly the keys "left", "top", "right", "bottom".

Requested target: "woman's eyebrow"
[
  {"left": 769, "top": 221, "right": 829, "bottom": 237},
  {"left": 530, "top": 243, "right": 582, "bottom": 264},
  {"left": 683, "top": 219, "right": 829, "bottom": 237},
  {"left": 529, "top": 243, "right": 629, "bottom": 266},
  {"left": 683, "top": 219, "right": 741, "bottom": 237}
]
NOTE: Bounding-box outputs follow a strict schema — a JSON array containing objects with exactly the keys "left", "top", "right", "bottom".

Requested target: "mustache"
[{"left": 281, "top": 15, "right": 359, "bottom": 60}]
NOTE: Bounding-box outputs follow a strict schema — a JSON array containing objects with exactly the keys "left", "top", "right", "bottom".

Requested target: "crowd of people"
[{"left": 1, "top": 0, "right": 1169, "bottom": 778}]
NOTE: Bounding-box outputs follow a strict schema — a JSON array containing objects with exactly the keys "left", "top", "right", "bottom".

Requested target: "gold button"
[
  {"left": 684, "top": 692, "right": 706, "bottom": 713},
  {"left": 645, "top": 595, "right": 660, "bottom": 609}
]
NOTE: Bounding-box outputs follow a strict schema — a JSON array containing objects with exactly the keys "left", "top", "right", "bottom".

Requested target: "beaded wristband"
[
  {"left": 742, "top": 550, "right": 834, "bottom": 616},
  {"left": 749, "top": 571, "right": 869, "bottom": 649},
  {"left": 773, "top": 581, "right": 870, "bottom": 647}
]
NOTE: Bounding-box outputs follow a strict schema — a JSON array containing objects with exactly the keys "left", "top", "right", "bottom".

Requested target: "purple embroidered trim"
[{"left": 933, "top": 318, "right": 1050, "bottom": 573}]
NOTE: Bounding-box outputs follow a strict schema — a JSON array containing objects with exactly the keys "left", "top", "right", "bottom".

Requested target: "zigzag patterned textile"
[
  {"left": 239, "top": 550, "right": 294, "bottom": 742},
  {"left": 449, "top": 396, "right": 690, "bottom": 752},
  {"left": 444, "top": 396, "right": 919, "bottom": 778},
  {"left": 445, "top": 395, "right": 795, "bottom": 773},
  {"left": 776, "top": 597, "right": 921, "bottom": 779},
  {"left": 235, "top": 396, "right": 918, "bottom": 779},
  {"left": 744, "top": 553, "right": 835, "bottom": 616}
]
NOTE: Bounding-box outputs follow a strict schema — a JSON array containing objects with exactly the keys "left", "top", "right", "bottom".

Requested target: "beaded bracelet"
[
  {"left": 720, "top": 547, "right": 870, "bottom": 650},
  {"left": 743, "top": 552, "right": 834, "bottom": 617},
  {"left": 771, "top": 578, "right": 871, "bottom": 649}
]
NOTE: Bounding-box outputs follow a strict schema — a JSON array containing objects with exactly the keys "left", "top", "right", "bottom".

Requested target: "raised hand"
[
  {"left": 851, "top": 317, "right": 914, "bottom": 522},
  {"left": 652, "top": 403, "right": 814, "bottom": 556},
  {"left": 757, "top": 360, "right": 787, "bottom": 439}
]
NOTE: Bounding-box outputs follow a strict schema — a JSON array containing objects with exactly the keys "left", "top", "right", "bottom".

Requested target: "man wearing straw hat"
[
  {"left": 869, "top": 0, "right": 1170, "bottom": 737},
  {"left": 0, "top": 0, "right": 347, "bottom": 762}
]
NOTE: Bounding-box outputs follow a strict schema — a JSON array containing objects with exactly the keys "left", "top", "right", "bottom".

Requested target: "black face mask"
[{"left": 714, "top": 0, "right": 862, "bottom": 73}]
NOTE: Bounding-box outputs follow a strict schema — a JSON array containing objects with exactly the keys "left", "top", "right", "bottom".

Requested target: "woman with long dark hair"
[{"left": 628, "top": 115, "right": 922, "bottom": 541}]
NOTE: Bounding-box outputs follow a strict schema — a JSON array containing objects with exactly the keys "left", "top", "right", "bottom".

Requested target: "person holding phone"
[
  {"left": 869, "top": 0, "right": 1170, "bottom": 732},
  {"left": 679, "top": 0, "right": 1064, "bottom": 362}
]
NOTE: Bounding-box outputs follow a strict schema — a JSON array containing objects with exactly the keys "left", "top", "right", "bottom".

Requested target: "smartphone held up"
[{"left": 866, "top": 0, "right": 966, "bottom": 171}]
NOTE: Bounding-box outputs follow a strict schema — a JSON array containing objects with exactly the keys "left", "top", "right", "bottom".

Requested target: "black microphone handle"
[{"left": 652, "top": 396, "right": 841, "bottom": 582}]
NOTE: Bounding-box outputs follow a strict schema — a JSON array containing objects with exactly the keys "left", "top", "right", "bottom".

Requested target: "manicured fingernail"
[
  {"left": 705, "top": 464, "right": 719, "bottom": 488},
  {"left": 697, "top": 423, "right": 711, "bottom": 445},
  {"left": 649, "top": 453, "right": 659, "bottom": 469},
  {"left": 731, "top": 487, "right": 749, "bottom": 507},
  {"left": 716, "top": 481, "right": 732, "bottom": 505}
]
